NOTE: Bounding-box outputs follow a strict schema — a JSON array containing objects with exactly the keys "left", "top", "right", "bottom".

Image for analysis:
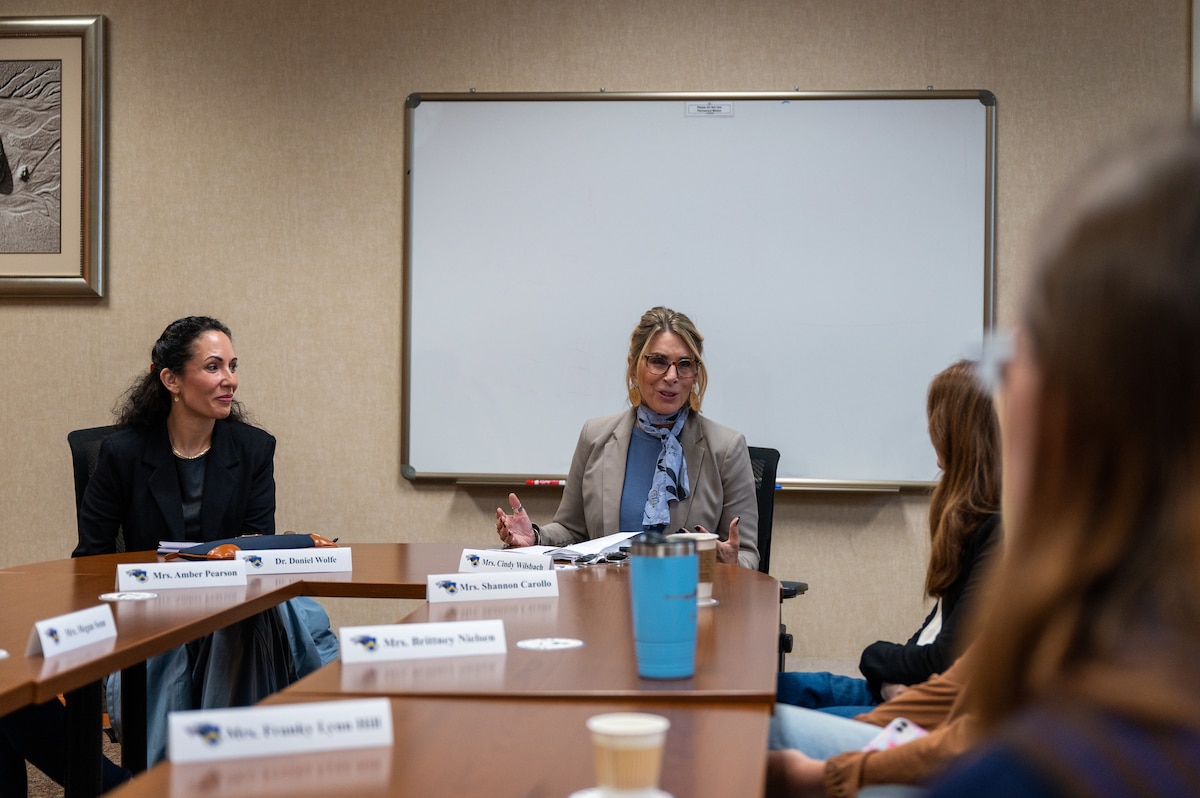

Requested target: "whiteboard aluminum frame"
[{"left": 401, "top": 90, "right": 997, "bottom": 491}]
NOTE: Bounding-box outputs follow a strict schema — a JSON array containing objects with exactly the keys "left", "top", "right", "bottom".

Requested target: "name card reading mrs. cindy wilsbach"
[
  {"left": 236, "top": 547, "right": 353, "bottom": 574},
  {"left": 458, "top": 547, "right": 553, "bottom": 573},
  {"left": 27, "top": 604, "right": 117, "bottom": 657},
  {"left": 116, "top": 560, "right": 248, "bottom": 591},
  {"left": 167, "top": 698, "right": 393, "bottom": 763},
  {"left": 425, "top": 570, "right": 559, "bottom": 603},
  {"left": 339, "top": 619, "right": 507, "bottom": 663}
]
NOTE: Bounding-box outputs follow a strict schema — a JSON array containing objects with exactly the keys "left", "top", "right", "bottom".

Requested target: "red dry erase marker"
[{"left": 526, "top": 479, "right": 567, "bottom": 486}]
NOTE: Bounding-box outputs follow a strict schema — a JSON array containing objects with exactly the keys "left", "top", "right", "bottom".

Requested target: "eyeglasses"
[{"left": 642, "top": 354, "right": 700, "bottom": 379}]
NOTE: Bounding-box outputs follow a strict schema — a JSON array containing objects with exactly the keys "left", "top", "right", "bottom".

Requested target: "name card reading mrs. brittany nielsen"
[
  {"left": 236, "top": 547, "right": 353, "bottom": 574},
  {"left": 339, "top": 619, "right": 507, "bottom": 663},
  {"left": 458, "top": 547, "right": 553, "bottom": 573},
  {"left": 116, "top": 560, "right": 248, "bottom": 591},
  {"left": 426, "top": 570, "right": 559, "bottom": 603},
  {"left": 27, "top": 604, "right": 117, "bottom": 657}
]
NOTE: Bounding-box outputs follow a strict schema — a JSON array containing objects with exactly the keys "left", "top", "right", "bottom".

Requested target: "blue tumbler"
[{"left": 629, "top": 532, "right": 698, "bottom": 679}]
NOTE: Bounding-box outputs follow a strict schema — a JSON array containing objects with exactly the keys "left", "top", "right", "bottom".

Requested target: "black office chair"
[
  {"left": 748, "top": 446, "right": 807, "bottom": 671},
  {"left": 68, "top": 425, "right": 123, "bottom": 552}
]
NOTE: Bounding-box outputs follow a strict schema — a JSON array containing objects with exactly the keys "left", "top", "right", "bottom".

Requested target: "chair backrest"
[
  {"left": 67, "top": 425, "right": 124, "bottom": 552},
  {"left": 67, "top": 425, "right": 119, "bottom": 510},
  {"left": 747, "top": 446, "right": 780, "bottom": 574}
]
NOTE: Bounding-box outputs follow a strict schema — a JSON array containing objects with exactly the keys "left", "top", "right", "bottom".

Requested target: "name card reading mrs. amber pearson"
[
  {"left": 167, "top": 698, "right": 393, "bottom": 763},
  {"left": 426, "top": 570, "right": 559, "bottom": 603},
  {"left": 116, "top": 560, "right": 248, "bottom": 591},
  {"left": 339, "top": 619, "right": 506, "bottom": 663},
  {"left": 27, "top": 604, "right": 117, "bottom": 657},
  {"left": 236, "top": 547, "right": 353, "bottom": 574}
]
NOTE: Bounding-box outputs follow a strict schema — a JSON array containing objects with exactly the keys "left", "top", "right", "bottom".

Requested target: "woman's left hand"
[{"left": 696, "top": 516, "right": 741, "bottom": 564}]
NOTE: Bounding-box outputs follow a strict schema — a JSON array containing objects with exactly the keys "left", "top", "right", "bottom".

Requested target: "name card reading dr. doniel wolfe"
[
  {"left": 340, "top": 619, "right": 506, "bottom": 663},
  {"left": 116, "top": 560, "right": 248, "bottom": 591},
  {"left": 458, "top": 547, "right": 553, "bottom": 573},
  {"left": 426, "top": 570, "right": 559, "bottom": 603},
  {"left": 27, "top": 604, "right": 117, "bottom": 657},
  {"left": 168, "top": 698, "right": 393, "bottom": 764},
  {"left": 236, "top": 547, "right": 353, "bottom": 574}
]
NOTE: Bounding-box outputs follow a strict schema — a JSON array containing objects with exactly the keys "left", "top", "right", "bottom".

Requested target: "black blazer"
[
  {"left": 74, "top": 419, "right": 276, "bottom": 556},
  {"left": 858, "top": 512, "right": 1001, "bottom": 695}
]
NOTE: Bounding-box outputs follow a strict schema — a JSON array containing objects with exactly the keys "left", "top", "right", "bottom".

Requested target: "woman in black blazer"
[{"left": 71, "top": 316, "right": 325, "bottom": 766}]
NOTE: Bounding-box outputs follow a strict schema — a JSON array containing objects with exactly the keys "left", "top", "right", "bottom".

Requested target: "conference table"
[{"left": 2, "top": 543, "right": 781, "bottom": 797}]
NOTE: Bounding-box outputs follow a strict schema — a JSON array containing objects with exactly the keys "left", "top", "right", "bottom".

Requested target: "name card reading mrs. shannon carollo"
[
  {"left": 167, "top": 698, "right": 393, "bottom": 763},
  {"left": 236, "top": 547, "right": 353, "bottom": 574},
  {"left": 27, "top": 604, "right": 117, "bottom": 657},
  {"left": 339, "top": 619, "right": 507, "bottom": 663},
  {"left": 458, "top": 547, "right": 553, "bottom": 573},
  {"left": 426, "top": 570, "right": 559, "bottom": 603},
  {"left": 116, "top": 560, "right": 248, "bottom": 591}
]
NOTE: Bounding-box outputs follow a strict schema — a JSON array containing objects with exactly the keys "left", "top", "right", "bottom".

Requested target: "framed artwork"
[{"left": 0, "top": 15, "right": 105, "bottom": 297}]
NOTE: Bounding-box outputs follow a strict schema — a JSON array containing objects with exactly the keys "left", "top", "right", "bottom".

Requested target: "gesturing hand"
[
  {"left": 495, "top": 492, "right": 536, "bottom": 547},
  {"left": 695, "top": 516, "right": 741, "bottom": 565}
]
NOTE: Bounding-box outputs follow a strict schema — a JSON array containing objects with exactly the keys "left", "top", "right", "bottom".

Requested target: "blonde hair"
[{"left": 625, "top": 306, "right": 708, "bottom": 412}]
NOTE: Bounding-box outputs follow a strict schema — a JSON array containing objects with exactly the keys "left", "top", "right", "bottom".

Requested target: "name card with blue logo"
[
  {"left": 426, "top": 570, "right": 559, "bottom": 603},
  {"left": 167, "top": 698, "right": 393, "bottom": 763},
  {"left": 458, "top": 548, "right": 553, "bottom": 573},
  {"left": 27, "top": 604, "right": 117, "bottom": 657},
  {"left": 116, "top": 560, "right": 248, "bottom": 591},
  {"left": 340, "top": 619, "right": 506, "bottom": 663},
  {"left": 236, "top": 547, "right": 353, "bottom": 574}
]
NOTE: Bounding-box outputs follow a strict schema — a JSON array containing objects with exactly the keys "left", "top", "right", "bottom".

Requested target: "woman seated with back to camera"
[
  {"left": 495, "top": 306, "right": 759, "bottom": 569},
  {"left": 777, "top": 360, "right": 1001, "bottom": 716},
  {"left": 74, "top": 315, "right": 336, "bottom": 765},
  {"left": 927, "top": 125, "right": 1200, "bottom": 796}
]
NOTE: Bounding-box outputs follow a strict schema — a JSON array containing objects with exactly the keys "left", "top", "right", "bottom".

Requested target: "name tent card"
[
  {"left": 27, "top": 604, "right": 117, "bottom": 657},
  {"left": 426, "top": 570, "right": 559, "bottom": 603},
  {"left": 458, "top": 548, "right": 553, "bottom": 573},
  {"left": 167, "top": 698, "right": 393, "bottom": 763},
  {"left": 116, "top": 560, "right": 248, "bottom": 591},
  {"left": 340, "top": 619, "right": 506, "bottom": 663},
  {"left": 237, "top": 547, "right": 353, "bottom": 574}
]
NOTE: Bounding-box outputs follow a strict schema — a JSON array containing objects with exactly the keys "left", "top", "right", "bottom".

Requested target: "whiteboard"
[{"left": 402, "top": 92, "right": 995, "bottom": 488}]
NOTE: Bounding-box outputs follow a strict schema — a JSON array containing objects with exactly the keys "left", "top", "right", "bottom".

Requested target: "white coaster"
[
  {"left": 569, "top": 789, "right": 671, "bottom": 798},
  {"left": 99, "top": 591, "right": 158, "bottom": 602},
  {"left": 515, "top": 637, "right": 584, "bottom": 651},
  {"left": 698, "top": 597, "right": 719, "bottom": 608}
]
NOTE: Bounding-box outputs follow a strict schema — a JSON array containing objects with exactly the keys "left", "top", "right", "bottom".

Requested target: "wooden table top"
[
  {"left": 107, "top": 694, "right": 770, "bottom": 798},
  {"left": 286, "top": 561, "right": 780, "bottom": 705}
]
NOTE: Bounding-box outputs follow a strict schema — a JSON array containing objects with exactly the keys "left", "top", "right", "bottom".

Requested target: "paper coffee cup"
[
  {"left": 667, "top": 531, "right": 718, "bottom": 602},
  {"left": 586, "top": 712, "right": 670, "bottom": 795}
]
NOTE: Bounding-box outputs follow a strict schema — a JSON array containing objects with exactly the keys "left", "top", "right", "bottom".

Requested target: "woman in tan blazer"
[{"left": 496, "top": 306, "right": 759, "bottom": 569}]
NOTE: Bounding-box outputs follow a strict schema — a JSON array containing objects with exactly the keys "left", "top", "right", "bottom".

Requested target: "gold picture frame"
[{"left": 0, "top": 15, "right": 104, "bottom": 297}]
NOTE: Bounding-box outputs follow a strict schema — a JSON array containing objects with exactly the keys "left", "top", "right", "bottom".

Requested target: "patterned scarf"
[{"left": 635, "top": 405, "right": 690, "bottom": 529}]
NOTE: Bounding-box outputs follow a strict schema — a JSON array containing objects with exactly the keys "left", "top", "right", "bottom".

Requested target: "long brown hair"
[
  {"left": 969, "top": 126, "right": 1200, "bottom": 730},
  {"left": 924, "top": 359, "right": 1001, "bottom": 598}
]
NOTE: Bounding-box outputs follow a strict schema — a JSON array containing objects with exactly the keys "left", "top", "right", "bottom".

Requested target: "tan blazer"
[{"left": 536, "top": 409, "right": 760, "bottom": 570}]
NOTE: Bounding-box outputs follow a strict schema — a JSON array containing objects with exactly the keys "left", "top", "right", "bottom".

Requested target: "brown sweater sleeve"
[{"left": 822, "top": 651, "right": 976, "bottom": 797}]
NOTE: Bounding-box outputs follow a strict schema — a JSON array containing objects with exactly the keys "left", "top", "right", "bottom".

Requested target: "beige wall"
[{"left": 0, "top": 0, "right": 1188, "bottom": 660}]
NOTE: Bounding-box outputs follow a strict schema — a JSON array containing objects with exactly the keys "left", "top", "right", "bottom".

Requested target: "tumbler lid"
[{"left": 629, "top": 530, "right": 695, "bottom": 558}]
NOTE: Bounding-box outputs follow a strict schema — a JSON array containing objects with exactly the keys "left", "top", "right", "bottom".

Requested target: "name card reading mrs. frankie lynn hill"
[
  {"left": 339, "top": 619, "right": 506, "bottom": 663},
  {"left": 27, "top": 604, "right": 117, "bottom": 657},
  {"left": 236, "top": 547, "right": 353, "bottom": 574},
  {"left": 167, "top": 698, "right": 393, "bottom": 763},
  {"left": 426, "top": 570, "right": 559, "bottom": 603},
  {"left": 116, "top": 560, "right": 248, "bottom": 591},
  {"left": 458, "top": 547, "right": 553, "bottom": 573}
]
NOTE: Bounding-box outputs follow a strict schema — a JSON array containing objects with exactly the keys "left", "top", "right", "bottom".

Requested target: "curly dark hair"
[{"left": 115, "top": 316, "right": 247, "bottom": 428}]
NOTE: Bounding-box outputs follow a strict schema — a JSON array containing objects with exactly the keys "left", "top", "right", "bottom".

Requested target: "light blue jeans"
[{"left": 769, "top": 704, "right": 930, "bottom": 798}]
